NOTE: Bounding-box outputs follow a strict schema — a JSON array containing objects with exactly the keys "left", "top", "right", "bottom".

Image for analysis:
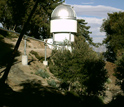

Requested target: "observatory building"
[{"left": 50, "top": 4, "right": 77, "bottom": 45}]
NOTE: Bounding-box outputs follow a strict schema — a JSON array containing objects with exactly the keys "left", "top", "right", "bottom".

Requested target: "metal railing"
[{"left": 0, "top": 27, "right": 54, "bottom": 46}]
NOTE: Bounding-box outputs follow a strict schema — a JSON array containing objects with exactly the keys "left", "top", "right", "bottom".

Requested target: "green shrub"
[
  {"left": 0, "top": 34, "right": 4, "bottom": 39},
  {"left": 47, "top": 80, "right": 57, "bottom": 88},
  {"left": 115, "top": 54, "right": 124, "bottom": 92},
  {"left": 30, "top": 50, "right": 40, "bottom": 59},
  {"left": 106, "top": 78, "right": 112, "bottom": 84},
  {"left": 7, "top": 33, "right": 18, "bottom": 38},
  {"left": 35, "top": 69, "right": 49, "bottom": 79},
  {"left": 30, "top": 50, "right": 44, "bottom": 61}
]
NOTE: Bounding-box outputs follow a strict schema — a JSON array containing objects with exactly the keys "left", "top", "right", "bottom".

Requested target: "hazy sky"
[{"left": 65, "top": 0, "right": 124, "bottom": 43}]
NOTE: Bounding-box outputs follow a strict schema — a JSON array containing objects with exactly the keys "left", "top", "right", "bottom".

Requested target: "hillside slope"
[
  {"left": 0, "top": 35, "right": 54, "bottom": 91},
  {"left": 0, "top": 35, "right": 123, "bottom": 105},
  {"left": 104, "top": 62, "right": 122, "bottom": 103}
]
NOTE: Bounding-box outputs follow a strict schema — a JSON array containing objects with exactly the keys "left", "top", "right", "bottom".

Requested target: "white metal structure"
[{"left": 50, "top": 4, "right": 77, "bottom": 45}]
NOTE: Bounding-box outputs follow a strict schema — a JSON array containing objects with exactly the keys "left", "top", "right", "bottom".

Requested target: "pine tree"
[
  {"left": 101, "top": 12, "right": 124, "bottom": 62},
  {"left": 49, "top": 36, "right": 108, "bottom": 96},
  {"left": 0, "top": 0, "right": 64, "bottom": 39},
  {"left": 115, "top": 54, "right": 124, "bottom": 92}
]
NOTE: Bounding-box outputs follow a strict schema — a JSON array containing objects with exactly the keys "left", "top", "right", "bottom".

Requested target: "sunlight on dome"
[{"left": 58, "top": 9, "right": 69, "bottom": 17}]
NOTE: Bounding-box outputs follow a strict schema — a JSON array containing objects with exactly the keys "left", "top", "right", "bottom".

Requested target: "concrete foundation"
[
  {"left": 22, "top": 55, "right": 28, "bottom": 65},
  {"left": 43, "top": 61, "right": 48, "bottom": 66}
]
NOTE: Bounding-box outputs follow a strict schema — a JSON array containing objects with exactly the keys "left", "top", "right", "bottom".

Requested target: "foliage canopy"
[
  {"left": 101, "top": 12, "right": 124, "bottom": 62},
  {"left": 49, "top": 36, "right": 108, "bottom": 96},
  {"left": 0, "top": 0, "right": 95, "bottom": 45},
  {"left": 115, "top": 54, "right": 124, "bottom": 92},
  {"left": 0, "top": 0, "right": 64, "bottom": 39}
]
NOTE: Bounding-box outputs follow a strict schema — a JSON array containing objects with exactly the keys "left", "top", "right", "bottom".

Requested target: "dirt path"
[{"left": 103, "top": 62, "right": 122, "bottom": 104}]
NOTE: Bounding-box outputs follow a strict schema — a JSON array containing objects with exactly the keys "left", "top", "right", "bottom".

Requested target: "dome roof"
[{"left": 51, "top": 4, "right": 76, "bottom": 20}]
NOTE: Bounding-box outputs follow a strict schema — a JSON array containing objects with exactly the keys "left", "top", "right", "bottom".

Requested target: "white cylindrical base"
[
  {"left": 22, "top": 55, "right": 28, "bottom": 65},
  {"left": 43, "top": 61, "right": 48, "bottom": 66},
  {"left": 50, "top": 19, "right": 77, "bottom": 33},
  {"left": 54, "top": 33, "right": 74, "bottom": 43}
]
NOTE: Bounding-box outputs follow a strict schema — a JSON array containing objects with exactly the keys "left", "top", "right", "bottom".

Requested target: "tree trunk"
[{"left": 0, "top": 0, "right": 39, "bottom": 85}]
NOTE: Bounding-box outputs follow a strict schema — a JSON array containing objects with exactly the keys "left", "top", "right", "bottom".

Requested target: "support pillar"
[
  {"left": 22, "top": 36, "right": 28, "bottom": 65},
  {"left": 43, "top": 42, "right": 48, "bottom": 66}
]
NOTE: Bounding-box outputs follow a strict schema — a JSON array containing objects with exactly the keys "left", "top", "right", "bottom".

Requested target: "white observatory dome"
[
  {"left": 50, "top": 4, "right": 77, "bottom": 45},
  {"left": 51, "top": 4, "right": 76, "bottom": 20}
]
